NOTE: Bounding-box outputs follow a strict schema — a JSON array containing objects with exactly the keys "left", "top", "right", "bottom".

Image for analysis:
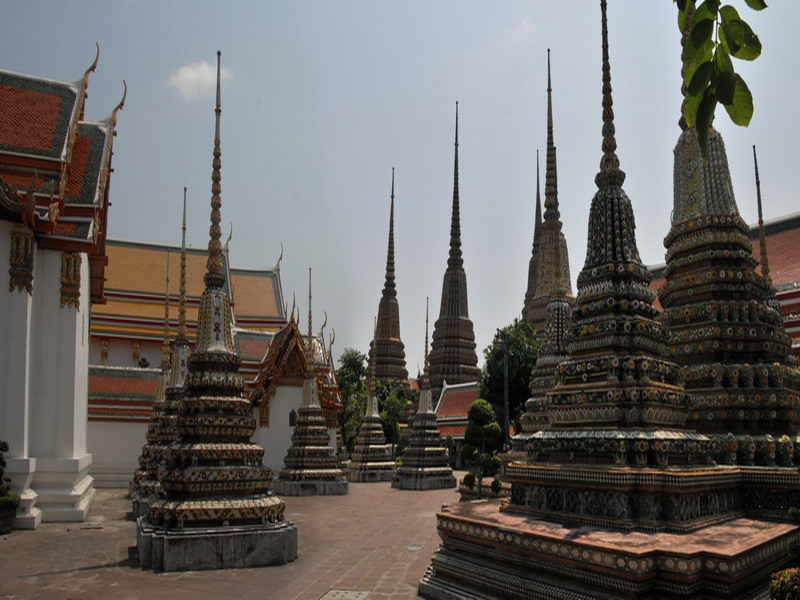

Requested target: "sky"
[{"left": 3, "top": 1, "right": 798, "bottom": 377}]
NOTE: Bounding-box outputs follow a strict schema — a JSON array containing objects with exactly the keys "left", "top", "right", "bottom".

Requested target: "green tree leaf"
[
  {"left": 734, "top": 20, "right": 762, "bottom": 60},
  {"left": 688, "top": 61, "right": 713, "bottom": 96},
  {"left": 683, "top": 89, "right": 703, "bottom": 128},
  {"left": 696, "top": 88, "right": 717, "bottom": 158},
  {"left": 744, "top": 0, "right": 767, "bottom": 10},
  {"left": 723, "top": 74, "right": 754, "bottom": 126},
  {"left": 683, "top": 37, "right": 714, "bottom": 85},
  {"left": 717, "top": 71, "right": 735, "bottom": 105},
  {"left": 689, "top": 18, "right": 715, "bottom": 51}
]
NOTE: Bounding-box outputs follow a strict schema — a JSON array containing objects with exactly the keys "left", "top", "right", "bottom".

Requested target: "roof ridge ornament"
[{"left": 594, "top": 0, "right": 626, "bottom": 189}]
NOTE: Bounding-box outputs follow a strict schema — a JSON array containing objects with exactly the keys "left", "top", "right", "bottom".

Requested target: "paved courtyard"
[{"left": 0, "top": 477, "right": 469, "bottom": 600}]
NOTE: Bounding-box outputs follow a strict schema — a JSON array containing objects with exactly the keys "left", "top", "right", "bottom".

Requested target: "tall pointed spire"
[
  {"left": 544, "top": 48, "right": 559, "bottom": 213},
  {"left": 177, "top": 187, "right": 188, "bottom": 343},
  {"left": 205, "top": 50, "right": 224, "bottom": 288},
  {"left": 429, "top": 102, "right": 479, "bottom": 398},
  {"left": 535, "top": 149, "right": 542, "bottom": 229},
  {"left": 753, "top": 145, "right": 771, "bottom": 282},
  {"left": 449, "top": 102, "right": 462, "bottom": 269},
  {"left": 307, "top": 267, "right": 313, "bottom": 367},
  {"left": 595, "top": 0, "right": 625, "bottom": 189},
  {"left": 523, "top": 49, "right": 573, "bottom": 330},
  {"left": 371, "top": 169, "right": 409, "bottom": 387},
  {"left": 384, "top": 168, "right": 396, "bottom": 296},
  {"left": 160, "top": 251, "right": 171, "bottom": 370}
]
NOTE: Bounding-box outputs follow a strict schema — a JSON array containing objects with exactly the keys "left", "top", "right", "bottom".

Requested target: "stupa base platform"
[
  {"left": 131, "top": 497, "right": 149, "bottom": 519},
  {"left": 392, "top": 471, "right": 456, "bottom": 491},
  {"left": 136, "top": 517, "right": 298, "bottom": 572},
  {"left": 347, "top": 468, "right": 395, "bottom": 483},
  {"left": 272, "top": 477, "right": 348, "bottom": 496},
  {"left": 418, "top": 498, "right": 799, "bottom": 599}
]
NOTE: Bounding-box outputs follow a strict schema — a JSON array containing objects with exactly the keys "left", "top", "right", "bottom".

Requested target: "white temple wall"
[
  {"left": 252, "top": 384, "right": 303, "bottom": 473},
  {"left": 89, "top": 336, "right": 161, "bottom": 368},
  {"left": 88, "top": 420, "right": 147, "bottom": 488},
  {"left": 27, "top": 250, "right": 94, "bottom": 522},
  {"left": 0, "top": 221, "right": 40, "bottom": 528}
]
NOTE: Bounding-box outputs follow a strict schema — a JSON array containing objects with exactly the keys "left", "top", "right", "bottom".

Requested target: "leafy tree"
[
  {"left": 479, "top": 318, "right": 541, "bottom": 442},
  {"left": 676, "top": 0, "right": 767, "bottom": 156},
  {"left": 460, "top": 399, "right": 503, "bottom": 476},
  {"left": 377, "top": 380, "right": 408, "bottom": 459},
  {"left": 336, "top": 347, "right": 367, "bottom": 453}
]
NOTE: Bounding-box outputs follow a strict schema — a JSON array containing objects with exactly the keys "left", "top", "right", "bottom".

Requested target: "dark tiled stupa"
[
  {"left": 130, "top": 251, "right": 172, "bottom": 517},
  {"left": 419, "top": 3, "right": 800, "bottom": 598},
  {"left": 392, "top": 298, "right": 456, "bottom": 490},
  {"left": 347, "top": 328, "right": 396, "bottom": 483},
  {"left": 371, "top": 169, "right": 409, "bottom": 388},
  {"left": 272, "top": 270, "right": 348, "bottom": 495},
  {"left": 659, "top": 127, "right": 800, "bottom": 466},
  {"left": 522, "top": 50, "right": 573, "bottom": 332},
  {"left": 428, "top": 103, "right": 480, "bottom": 399},
  {"left": 137, "top": 52, "right": 297, "bottom": 572}
]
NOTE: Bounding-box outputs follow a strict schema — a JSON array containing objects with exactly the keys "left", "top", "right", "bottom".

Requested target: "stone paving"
[{"left": 0, "top": 477, "right": 466, "bottom": 600}]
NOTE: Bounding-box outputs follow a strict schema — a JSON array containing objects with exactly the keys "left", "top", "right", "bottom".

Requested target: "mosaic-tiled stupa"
[
  {"left": 420, "top": 3, "right": 800, "bottom": 597},
  {"left": 521, "top": 49, "right": 573, "bottom": 332},
  {"left": 428, "top": 103, "right": 480, "bottom": 400},
  {"left": 392, "top": 299, "right": 456, "bottom": 491},
  {"left": 137, "top": 52, "right": 297, "bottom": 572},
  {"left": 272, "top": 270, "right": 348, "bottom": 496},
  {"left": 347, "top": 331, "right": 395, "bottom": 483},
  {"left": 130, "top": 251, "right": 172, "bottom": 517},
  {"left": 370, "top": 168, "right": 409, "bottom": 389},
  {"left": 659, "top": 126, "right": 800, "bottom": 466}
]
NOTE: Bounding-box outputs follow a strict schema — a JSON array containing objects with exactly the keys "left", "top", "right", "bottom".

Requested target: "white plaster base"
[
  {"left": 5, "top": 457, "right": 41, "bottom": 529},
  {"left": 33, "top": 455, "right": 95, "bottom": 522},
  {"left": 137, "top": 517, "right": 298, "bottom": 572},
  {"left": 347, "top": 468, "right": 395, "bottom": 483},
  {"left": 87, "top": 420, "right": 146, "bottom": 488}
]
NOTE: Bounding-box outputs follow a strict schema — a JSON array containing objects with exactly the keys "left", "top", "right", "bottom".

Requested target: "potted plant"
[{"left": 0, "top": 441, "right": 20, "bottom": 534}]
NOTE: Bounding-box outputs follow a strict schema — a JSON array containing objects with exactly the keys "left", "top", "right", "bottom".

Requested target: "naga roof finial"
[{"left": 594, "top": 0, "right": 626, "bottom": 189}]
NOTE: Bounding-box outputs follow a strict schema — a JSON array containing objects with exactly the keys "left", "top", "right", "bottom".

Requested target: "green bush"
[
  {"left": 0, "top": 494, "right": 20, "bottom": 511},
  {"left": 771, "top": 568, "right": 800, "bottom": 600},
  {"left": 490, "top": 478, "right": 502, "bottom": 494},
  {"left": 463, "top": 472, "right": 475, "bottom": 489}
]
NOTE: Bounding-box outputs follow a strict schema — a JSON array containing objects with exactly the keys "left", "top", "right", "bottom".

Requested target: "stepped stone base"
[
  {"left": 272, "top": 478, "right": 348, "bottom": 496},
  {"left": 131, "top": 498, "right": 149, "bottom": 519},
  {"left": 392, "top": 472, "right": 456, "bottom": 491},
  {"left": 347, "top": 468, "right": 394, "bottom": 483},
  {"left": 137, "top": 517, "right": 298, "bottom": 572},
  {"left": 419, "top": 499, "right": 797, "bottom": 599}
]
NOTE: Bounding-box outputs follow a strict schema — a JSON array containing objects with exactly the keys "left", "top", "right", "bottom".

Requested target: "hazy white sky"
[{"left": 3, "top": 1, "right": 798, "bottom": 375}]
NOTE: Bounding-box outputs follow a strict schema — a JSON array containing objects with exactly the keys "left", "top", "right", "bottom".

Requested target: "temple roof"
[
  {"left": 90, "top": 239, "right": 286, "bottom": 341},
  {"left": 434, "top": 381, "right": 479, "bottom": 440},
  {"left": 0, "top": 70, "right": 80, "bottom": 161},
  {"left": 88, "top": 365, "right": 161, "bottom": 422},
  {"left": 0, "top": 53, "right": 120, "bottom": 303}
]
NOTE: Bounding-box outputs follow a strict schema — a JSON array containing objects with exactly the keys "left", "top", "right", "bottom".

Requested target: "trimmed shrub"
[
  {"left": 490, "top": 478, "right": 502, "bottom": 494},
  {"left": 771, "top": 568, "right": 800, "bottom": 600},
  {"left": 463, "top": 472, "right": 475, "bottom": 489}
]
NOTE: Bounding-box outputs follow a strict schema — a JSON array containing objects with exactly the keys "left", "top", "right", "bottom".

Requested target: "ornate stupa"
[
  {"left": 137, "top": 52, "right": 297, "bottom": 572},
  {"left": 347, "top": 327, "right": 396, "bottom": 483},
  {"left": 522, "top": 50, "right": 573, "bottom": 332},
  {"left": 659, "top": 125, "right": 800, "bottom": 464},
  {"left": 428, "top": 103, "right": 480, "bottom": 399},
  {"left": 130, "top": 250, "right": 172, "bottom": 517},
  {"left": 420, "top": 4, "right": 800, "bottom": 598},
  {"left": 392, "top": 298, "right": 456, "bottom": 490},
  {"left": 272, "top": 270, "right": 348, "bottom": 496},
  {"left": 156, "top": 190, "right": 192, "bottom": 477},
  {"left": 371, "top": 168, "right": 409, "bottom": 388},
  {"left": 521, "top": 151, "right": 543, "bottom": 322},
  {"left": 515, "top": 217, "right": 572, "bottom": 453}
]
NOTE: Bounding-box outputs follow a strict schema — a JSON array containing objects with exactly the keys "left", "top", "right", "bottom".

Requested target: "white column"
[
  {"left": 0, "top": 221, "right": 40, "bottom": 529},
  {"left": 29, "top": 249, "right": 94, "bottom": 522}
]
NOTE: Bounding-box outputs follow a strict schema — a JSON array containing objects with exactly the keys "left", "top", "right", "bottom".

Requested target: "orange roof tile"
[
  {"left": 0, "top": 83, "right": 63, "bottom": 152},
  {"left": 239, "top": 337, "right": 270, "bottom": 362},
  {"left": 437, "top": 386, "right": 480, "bottom": 418},
  {"left": 438, "top": 424, "right": 466, "bottom": 438},
  {"left": 751, "top": 225, "right": 800, "bottom": 288},
  {"left": 89, "top": 372, "right": 159, "bottom": 397}
]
